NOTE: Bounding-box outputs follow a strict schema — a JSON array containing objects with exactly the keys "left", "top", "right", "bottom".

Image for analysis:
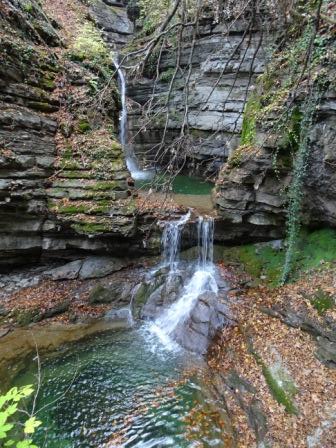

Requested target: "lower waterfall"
[{"left": 148, "top": 215, "right": 218, "bottom": 351}]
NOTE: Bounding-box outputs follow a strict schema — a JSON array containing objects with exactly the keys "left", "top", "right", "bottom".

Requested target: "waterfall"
[
  {"left": 113, "top": 59, "right": 154, "bottom": 181},
  {"left": 161, "top": 210, "right": 191, "bottom": 274},
  {"left": 149, "top": 215, "right": 217, "bottom": 351},
  {"left": 197, "top": 216, "right": 214, "bottom": 268}
]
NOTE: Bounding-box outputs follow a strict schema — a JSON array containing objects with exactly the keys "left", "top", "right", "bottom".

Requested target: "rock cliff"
[
  {"left": 127, "top": 16, "right": 266, "bottom": 176},
  {"left": 125, "top": 2, "right": 336, "bottom": 243},
  {"left": 0, "top": 0, "right": 145, "bottom": 269}
]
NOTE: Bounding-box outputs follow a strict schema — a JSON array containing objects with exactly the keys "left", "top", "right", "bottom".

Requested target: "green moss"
[
  {"left": 70, "top": 22, "right": 110, "bottom": 64},
  {"left": 250, "top": 349, "right": 298, "bottom": 415},
  {"left": 241, "top": 93, "right": 261, "bottom": 146},
  {"left": 90, "top": 181, "right": 119, "bottom": 191},
  {"left": 220, "top": 228, "right": 336, "bottom": 286},
  {"left": 310, "top": 289, "right": 335, "bottom": 315},
  {"left": 60, "top": 170, "right": 93, "bottom": 179},
  {"left": 57, "top": 204, "right": 87, "bottom": 214},
  {"left": 57, "top": 202, "right": 111, "bottom": 215},
  {"left": 14, "top": 308, "right": 40, "bottom": 326},
  {"left": 227, "top": 149, "right": 243, "bottom": 168},
  {"left": 62, "top": 146, "right": 73, "bottom": 160},
  {"left": 77, "top": 119, "right": 91, "bottom": 133},
  {"left": 29, "top": 101, "right": 57, "bottom": 112},
  {"left": 71, "top": 222, "right": 111, "bottom": 234},
  {"left": 261, "top": 364, "right": 298, "bottom": 414},
  {"left": 40, "top": 76, "right": 56, "bottom": 91}
]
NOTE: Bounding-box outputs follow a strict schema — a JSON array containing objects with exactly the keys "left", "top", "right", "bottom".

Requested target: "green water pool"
[
  {"left": 135, "top": 174, "right": 214, "bottom": 196},
  {"left": 13, "top": 329, "right": 226, "bottom": 447}
]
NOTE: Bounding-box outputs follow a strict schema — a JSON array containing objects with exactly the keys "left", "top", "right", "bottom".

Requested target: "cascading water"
[
  {"left": 197, "top": 216, "right": 214, "bottom": 269},
  {"left": 161, "top": 210, "right": 191, "bottom": 274},
  {"left": 149, "top": 215, "right": 218, "bottom": 351},
  {"left": 113, "top": 58, "right": 154, "bottom": 181}
]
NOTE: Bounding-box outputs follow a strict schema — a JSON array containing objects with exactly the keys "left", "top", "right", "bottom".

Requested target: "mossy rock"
[
  {"left": 28, "top": 101, "right": 58, "bottom": 113},
  {"left": 59, "top": 170, "right": 93, "bottom": 179},
  {"left": 219, "top": 228, "right": 336, "bottom": 287},
  {"left": 14, "top": 308, "right": 41, "bottom": 326},
  {"left": 71, "top": 222, "right": 111, "bottom": 234}
]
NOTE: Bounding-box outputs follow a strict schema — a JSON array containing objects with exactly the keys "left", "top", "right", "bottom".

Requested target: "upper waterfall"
[{"left": 113, "top": 58, "right": 153, "bottom": 181}]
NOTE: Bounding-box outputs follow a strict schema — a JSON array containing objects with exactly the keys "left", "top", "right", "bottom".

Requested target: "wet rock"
[
  {"left": 0, "top": 306, "right": 9, "bottom": 317},
  {"left": 316, "top": 337, "right": 336, "bottom": 368},
  {"left": 127, "top": 19, "right": 265, "bottom": 176},
  {"left": 141, "top": 273, "right": 184, "bottom": 319},
  {"left": 0, "top": 0, "right": 151, "bottom": 269},
  {"left": 174, "top": 291, "right": 235, "bottom": 355},
  {"left": 214, "top": 91, "right": 336, "bottom": 242},
  {"left": 0, "top": 328, "right": 10, "bottom": 338},
  {"left": 104, "top": 307, "right": 132, "bottom": 324},
  {"left": 42, "top": 300, "right": 70, "bottom": 319},
  {"left": 89, "top": 0, "right": 134, "bottom": 35},
  {"left": 89, "top": 282, "right": 132, "bottom": 304},
  {"left": 79, "top": 256, "right": 129, "bottom": 279}
]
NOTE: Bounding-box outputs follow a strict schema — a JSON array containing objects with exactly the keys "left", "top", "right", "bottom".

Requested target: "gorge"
[{"left": 0, "top": 0, "right": 335, "bottom": 447}]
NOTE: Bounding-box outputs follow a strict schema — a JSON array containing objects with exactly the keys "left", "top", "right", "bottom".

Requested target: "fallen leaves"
[{"left": 208, "top": 264, "right": 336, "bottom": 447}]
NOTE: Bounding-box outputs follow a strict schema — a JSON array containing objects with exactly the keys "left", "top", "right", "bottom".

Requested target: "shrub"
[{"left": 0, "top": 385, "right": 41, "bottom": 447}]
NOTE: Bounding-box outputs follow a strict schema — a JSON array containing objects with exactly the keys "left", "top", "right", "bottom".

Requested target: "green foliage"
[
  {"left": 0, "top": 386, "right": 41, "bottom": 448},
  {"left": 77, "top": 119, "right": 91, "bottom": 133},
  {"left": 281, "top": 89, "right": 321, "bottom": 285},
  {"left": 138, "top": 0, "right": 171, "bottom": 33},
  {"left": 159, "top": 68, "right": 175, "bottom": 83},
  {"left": 310, "top": 289, "right": 335, "bottom": 315},
  {"left": 278, "top": 107, "right": 302, "bottom": 153},
  {"left": 70, "top": 22, "right": 110, "bottom": 64},
  {"left": 241, "top": 93, "right": 261, "bottom": 146},
  {"left": 22, "top": 2, "right": 33, "bottom": 14}
]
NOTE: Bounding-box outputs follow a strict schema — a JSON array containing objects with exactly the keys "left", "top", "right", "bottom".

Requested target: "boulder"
[
  {"left": 88, "top": 282, "right": 132, "bottom": 304},
  {"left": 43, "top": 260, "right": 83, "bottom": 280},
  {"left": 90, "top": 0, "right": 134, "bottom": 35},
  {"left": 174, "top": 291, "right": 234, "bottom": 355},
  {"left": 79, "top": 256, "right": 129, "bottom": 279},
  {"left": 104, "top": 307, "right": 132, "bottom": 322}
]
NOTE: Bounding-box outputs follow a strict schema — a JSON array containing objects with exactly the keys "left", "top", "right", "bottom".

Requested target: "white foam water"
[
  {"left": 113, "top": 59, "right": 153, "bottom": 181},
  {"left": 148, "top": 216, "right": 217, "bottom": 352},
  {"left": 160, "top": 210, "right": 191, "bottom": 274}
]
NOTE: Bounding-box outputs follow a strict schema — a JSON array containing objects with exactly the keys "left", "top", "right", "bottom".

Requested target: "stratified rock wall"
[
  {"left": 0, "top": 0, "right": 145, "bottom": 269},
  {"left": 127, "top": 18, "right": 266, "bottom": 175}
]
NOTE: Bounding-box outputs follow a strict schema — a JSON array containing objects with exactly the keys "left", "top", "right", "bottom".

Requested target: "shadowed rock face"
[{"left": 89, "top": 0, "right": 134, "bottom": 47}]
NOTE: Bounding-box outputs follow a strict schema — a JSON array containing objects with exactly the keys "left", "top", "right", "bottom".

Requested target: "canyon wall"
[
  {"left": 0, "top": 0, "right": 149, "bottom": 269},
  {"left": 127, "top": 17, "right": 266, "bottom": 176}
]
